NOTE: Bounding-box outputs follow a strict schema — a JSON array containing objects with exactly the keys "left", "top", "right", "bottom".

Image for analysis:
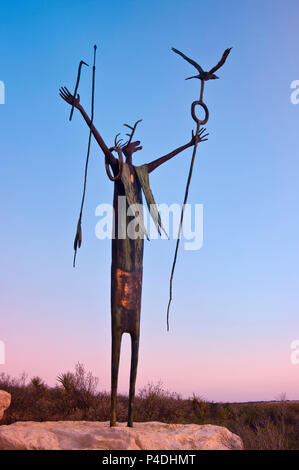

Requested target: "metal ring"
[
  {"left": 105, "top": 147, "right": 123, "bottom": 181},
  {"left": 191, "top": 100, "right": 209, "bottom": 125}
]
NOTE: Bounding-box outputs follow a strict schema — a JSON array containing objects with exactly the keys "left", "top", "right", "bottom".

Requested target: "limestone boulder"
[{"left": 0, "top": 421, "right": 243, "bottom": 450}]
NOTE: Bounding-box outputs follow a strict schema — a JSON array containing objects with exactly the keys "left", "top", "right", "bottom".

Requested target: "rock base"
[{"left": 0, "top": 421, "right": 243, "bottom": 450}]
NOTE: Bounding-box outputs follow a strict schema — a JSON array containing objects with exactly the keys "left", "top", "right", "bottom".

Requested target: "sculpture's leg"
[
  {"left": 127, "top": 332, "right": 140, "bottom": 427},
  {"left": 110, "top": 328, "right": 122, "bottom": 427}
]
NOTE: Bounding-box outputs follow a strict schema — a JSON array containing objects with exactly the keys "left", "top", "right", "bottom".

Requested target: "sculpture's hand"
[
  {"left": 189, "top": 127, "right": 209, "bottom": 146},
  {"left": 59, "top": 87, "right": 82, "bottom": 110}
]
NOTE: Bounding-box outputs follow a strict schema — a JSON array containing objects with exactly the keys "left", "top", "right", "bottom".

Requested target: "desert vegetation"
[{"left": 0, "top": 364, "right": 298, "bottom": 450}]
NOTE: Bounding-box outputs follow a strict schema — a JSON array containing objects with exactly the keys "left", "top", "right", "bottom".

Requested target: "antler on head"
[
  {"left": 114, "top": 133, "right": 124, "bottom": 148},
  {"left": 123, "top": 119, "right": 142, "bottom": 146}
]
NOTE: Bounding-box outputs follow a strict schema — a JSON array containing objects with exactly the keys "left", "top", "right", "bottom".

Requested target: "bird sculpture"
[{"left": 172, "top": 47, "right": 232, "bottom": 81}]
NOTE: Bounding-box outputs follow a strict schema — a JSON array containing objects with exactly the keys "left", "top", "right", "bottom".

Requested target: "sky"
[{"left": 0, "top": 0, "right": 299, "bottom": 402}]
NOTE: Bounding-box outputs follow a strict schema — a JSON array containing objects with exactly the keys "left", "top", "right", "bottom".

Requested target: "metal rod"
[{"left": 73, "top": 45, "right": 97, "bottom": 267}]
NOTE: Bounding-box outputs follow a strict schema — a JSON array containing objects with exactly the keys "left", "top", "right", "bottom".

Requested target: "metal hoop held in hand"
[
  {"left": 105, "top": 146, "right": 123, "bottom": 181},
  {"left": 191, "top": 100, "right": 209, "bottom": 126}
]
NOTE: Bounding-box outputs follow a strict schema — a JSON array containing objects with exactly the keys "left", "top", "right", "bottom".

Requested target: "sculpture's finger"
[
  {"left": 59, "top": 89, "right": 68, "bottom": 98},
  {"left": 62, "top": 87, "right": 72, "bottom": 98},
  {"left": 60, "top": 90, "right": 70, "bottom": 100},
  {"left": 59, "top": 92, "right": 68, "bottom": 101},
  {"left": 60, "top": 94, "right": 71, "bottom": 103}
]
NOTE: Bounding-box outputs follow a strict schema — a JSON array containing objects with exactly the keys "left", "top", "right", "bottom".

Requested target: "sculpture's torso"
[{"left": 111, "top": 164, "right": 144, "bottom": 334}]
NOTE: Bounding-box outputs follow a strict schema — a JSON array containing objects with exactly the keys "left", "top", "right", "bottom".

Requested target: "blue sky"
[{"left": 0, "top": 0, "right": 299, "bottom": 401}]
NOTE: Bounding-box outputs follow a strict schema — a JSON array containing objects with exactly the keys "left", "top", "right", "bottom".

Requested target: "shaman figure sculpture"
[{"left": 59, "top": 45, "right": 230, "bottom": 427}]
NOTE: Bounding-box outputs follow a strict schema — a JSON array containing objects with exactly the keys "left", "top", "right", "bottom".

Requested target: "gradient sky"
[{"left": 1, "top": 0, "right": 299, "bottom": 402}]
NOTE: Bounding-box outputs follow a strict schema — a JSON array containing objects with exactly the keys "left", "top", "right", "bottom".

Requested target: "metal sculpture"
[{"left": 59, "top": 44, "right": 230, "bottom": 427}]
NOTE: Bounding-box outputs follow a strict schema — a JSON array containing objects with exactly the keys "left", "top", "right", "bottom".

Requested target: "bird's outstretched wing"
[
  {"left": 172, "top": 47, "right": 204, "bottom": 74},
  {"left": 209, "top": 48, "right": 232, "bottom": 75}
]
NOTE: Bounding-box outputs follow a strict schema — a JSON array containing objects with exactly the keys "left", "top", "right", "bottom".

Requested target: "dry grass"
[{"left": 0, "top": 364, "right": 298, "bottom": 450}]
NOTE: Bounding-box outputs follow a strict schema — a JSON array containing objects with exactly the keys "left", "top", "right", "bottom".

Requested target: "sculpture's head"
[
  {"left": 114, "top": 120, "right": 143, "bottom": 165},
  {"left": 122, "top": 140, "right": 143, "bottom": 165}
]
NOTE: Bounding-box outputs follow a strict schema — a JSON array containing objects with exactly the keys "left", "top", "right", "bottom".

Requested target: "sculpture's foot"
[{"left": 127, "top": 415, "right": 133, "bottom": 427}]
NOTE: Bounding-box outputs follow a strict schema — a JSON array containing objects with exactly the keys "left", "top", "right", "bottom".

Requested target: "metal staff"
[
  {"left": 73, "top": 45, "right": 97, "bottom": 267},
  {"left": 167, "top": 46, "right": 232, "bottom": 330}
]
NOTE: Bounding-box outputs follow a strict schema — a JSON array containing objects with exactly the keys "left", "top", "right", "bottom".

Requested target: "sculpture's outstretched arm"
[
  {"left": 59, "top": 87, "right": 118, "bottom": 170},
  {"left": 147, "top": 128, "right": 208, "bottom": 174}
]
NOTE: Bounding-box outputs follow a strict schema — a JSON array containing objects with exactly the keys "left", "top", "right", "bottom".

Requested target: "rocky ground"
[
  {"left": 0, "top": 420, "right": 242, "bottom": 450},
  {"left": 0, "top": 390, "right": 242, "bottom": 450}
]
